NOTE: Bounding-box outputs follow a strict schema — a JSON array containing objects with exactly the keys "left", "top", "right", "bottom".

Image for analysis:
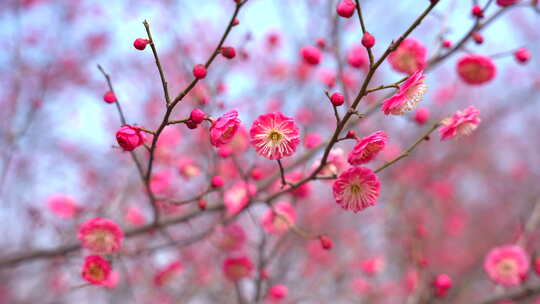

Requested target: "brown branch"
[
  {"left": 477, "top": 284, "right": 540, "bottom": 304},
  {"left": 143, "top": 20, "right": 171, "bottom": 105}
]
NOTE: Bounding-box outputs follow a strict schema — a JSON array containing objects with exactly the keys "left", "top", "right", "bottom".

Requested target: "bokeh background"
[{"left": 0, "top": 0, "right": 539, "bottom": 303}]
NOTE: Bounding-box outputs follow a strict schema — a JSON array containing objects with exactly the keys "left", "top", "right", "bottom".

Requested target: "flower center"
[
  {"left": 496, "top": 258, "right": 518, "bottom": 277},
  {"left": 350, "top": 184, "right": 361, "bottom": 195},
  {"left": 269, "top": 131, "right": 283, "bottom": 142}
]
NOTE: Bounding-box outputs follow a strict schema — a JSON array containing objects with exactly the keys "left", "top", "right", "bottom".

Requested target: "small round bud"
[
  {"left": 316, "top": 38, "right": 326, "bottom": 49},
  {"left": 433, "top": 274, "right": 452, "bottom": 298},
  {"left": 193, "top": 64, "right": 207, "bottom": 79},
  {"left": 116, "top": 125, "right": 144, "bottom": 151},
  {"left": 218, "top": 145, "right": 233, "bottom": 158},
  {"left": 103, "top": 91, "right": 117, "bottom": 104},
  {"left": 232, "top": 18, "right": 240, "bottom": 26},
  {"left": 300, "top": 46, "right": 322, "bottom": 65},
  {"left": 330, "top": 92, "right": 345, "bottom": 106},
  {"left": 346, "top": 130, "right": 357, "bottom": 139},
  {"left": 185, "top": 119, "right": 198, "bottom": 129},
  {"left": 133, "top": 38, "right": 149, "bottom": 50},
  {"left": 190, "top": 108, "right": 206, "bottom": 124},
  {"left": 472, "top": 32, "right": 484, "bottom": 44},
  {"left": 211, "top": 176, "right": 224, "bottom": 188},
  {"left": 362, "top": 32, "right": 376, "bottom": 48},
  {"left": 268, "top": 284, "right": 288, "bottom": 301},
  {"left": 471, "top": 5, "right": 484, "bottom": 18},
  {"left": 221, "top": 46, "right": 236, "bottom": 59},
  {"left": 514, "top": 48, "right": 531, "bottom": 64},
  {"left": 442, "top": 40, "right": 452, "bottom": 48},
  {"left": 319, "top": 235, "right": 333, "bottom": 250},
  {"left": 251, "top": 167, "right": 263, "bottom": 180},
  {"left": 198, "top": 199, "right": 207, "bottom": 210},
  {"left": 336, "top": 0, "right": 356, "bottom": 18}
]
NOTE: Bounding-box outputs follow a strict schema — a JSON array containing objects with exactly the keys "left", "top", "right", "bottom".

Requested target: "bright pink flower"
[
  {"left": 224, "top": 181, "right": 256, "bottom": 216},
  {"left": 433, "top": 274, "right": 452, "bottom": 298},
  {"left": 223, "top": 256, "right": 254, "bottom": 281},
  {"left": 332, "top": 167, "right": 380, "bottom": 212},
  {"left": 381, "top": 70, "right": 427, "bottom": 115},
  {"left": 133, "top": 38, "right": 149, "bottom": 50},
  {"left": 81, "top": 255, "right": 111, "bottom": 285},
  {"left": 347, "top": 45, "right": 368, "bottom": 69},
  {"left": 217, "top": 224, "right": 247, "bottom": 251},
  {"left": 300, "top": 46, "right": 322, "bottom": 65},
  {"left": 116, "top": 125, "right": 144, "bottom": 151},
  {"left": 78, "top": 218, "right": 124, "bottom": 254},
  {"left": 348, "top": 131, "right": 388, "bottom": 165},
  {"left": 496, "top": 0, "right": 518, "bottom": 6},
  {"left": 154, "top": 261, "right": 183, "bottom": 286},
  {"left": 439, "top": 106, "right": 481, "bottom": 141},
  {"left": 514, "top": 48, "right": 531, "bottom": 64},
  {"left": 336, "top": 0, "right": 356, "bottom": 18},
  {"left": 210, "top": 110, "right": 241, "bottom": 147},
  {"left": 457, "top": 54, "right": 496, "bottom": 85},
  {"left": 262, "top": 201, "right": 296, "bottom": 234},
  {"left": 103, "top": 91, "right": 116, "bottom": 104},
  {"left": 388, "top": 38, "right": 427, "bottom": 74},
  {"left": 250, "top": 112, "right": 300, "bottom": 160},
  {"left": 268, "top": 284, "right": 288, "bottom": 300},
  {"left": 47, "top": 194, "right": 78, "bottom": 218},
  {"left": 484, "top": 245, "right": 529, "bottom": 286}
]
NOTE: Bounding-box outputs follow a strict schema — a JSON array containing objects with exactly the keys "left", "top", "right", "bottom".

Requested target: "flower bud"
[
  {"left": 330, "top": 92, "right": 345, "bottom": 106},
  {"left": 193, "top": 64, "right": 207, "bottom": 79},
  {"left": 116, "top": 125, "right": 144, "bottom": 151},
  {"left": 190, "top": 108, "right": 206, "bottom": 124},
  {"left": 221, "top": 46, "right": 236, "bottom": 59},
  {"left": 362, "top": 32, "right": 376, "bottom": 48},
  {"left": 133, "top": 38, "right": 149, "bottom": 50},
  {"left": 319, "top": 235, "right": 333, "bottom": 250},
  {"left": 103, "top": 91, "right": 116, "bottom": 104},
  {"left": 337, "top": 0, "right": 356, "bottom": 18}
]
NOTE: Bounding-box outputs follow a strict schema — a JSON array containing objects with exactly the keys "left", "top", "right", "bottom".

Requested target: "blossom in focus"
[
  {"left": 250, "top": 112, "right": 300, "bottom": 160},
  {"left": 210, "top": 110, "right": 241, "bottom": 147},
  {"left": 348, "top": 131, "right": 388, "bottom": 165},
  {"left": 439, "top": 106, "right": 481, "bottom": 140},
  {"left": 381, "top": 70, "right": 427, "bottom": 115},
  {"left": 333, "top": 167, "right": 380, "bottom": 213}
]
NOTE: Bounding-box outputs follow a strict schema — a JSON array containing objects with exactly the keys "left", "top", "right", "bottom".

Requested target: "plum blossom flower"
[
  {"left": 78, "top": 218, "right": 124, "bottom": 254},
  {"left": 223, "top": 256, "right": 254, "bottom": 281},
  {"left": 457, "top": 54, "right": 496, "bottom": 85},
  {"left": 332, "top": 167, "right": 380, "bottom": 212},
  {"left": 484, "top": 245, "right": 529, "bottom": 286},
  {"left": 250, "top": 112, "right": 300, "bottom": 160},
  {"left": 348, "top": 131, "right": 388, "bottom": 165},
  {"left": 262, "top": 201, "right": 296, "bottom": 234},
  {"left": 439, "top": 106, "right": 481, "bottom": 140},
  {"left": 388, "top": 38, "right": 427, "bottom": 75},
  {"left": 217, "top": 224, "right": 247, "bottom": 251},
  {"left": 210, "top": 110, "right": 241, "bottom": 147},
  {"left": 381, "top": 70, "right": 427, "bottom": 115},
  {"left": 81, "top": 255, "right": 111, "bottom": 285}
]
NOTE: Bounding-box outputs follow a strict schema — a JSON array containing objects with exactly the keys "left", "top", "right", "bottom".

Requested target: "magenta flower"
[
  {"left": 250, "top": 112, "right": 301, "bottom": 160},
  {"left": 457, "top": 54, "right": 496, "bottom": 85},
  {"left": 439, "top": 106, "right": 481, "bottom": 140},
  {"left": 332, "top": 167, "right": 380, "bottom": 213},
  {"left": 484, "top": 245, "right": 529, "bottom": 286},
  {"left": 210, "top": 110, "right": 241, "bottom": 147},
  {"left": 81, "top": 255, "right": 111, "bottom": 285},
  {"left": 348, "top": 131, "right": 388, "bottom": 165},
  {"left": 382, "top": 70, "right": 427, "bottom": 115},
  {"left": 223, "top": 256, "right": 254, "bottom": 281}
]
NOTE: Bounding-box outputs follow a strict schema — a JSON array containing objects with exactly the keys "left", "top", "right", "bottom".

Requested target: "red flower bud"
[
  {"left": 471, "top": 5, "right": 484, "bottom": 18},
  {"left": 362, "top": 32, "right": 376, "bottom": 48},
  {"left": 442, "top": 40, "right": 452, "bottom": 48},
  {"left": 346, "top": 130, "right": 357, "bottom": 139},
  {"left": 193, "top": 64, "right": 207, "bottom": 79},
  {"left": 198, "top": 199, "right": 207, "bottom": 210},
  {"left": 116, "top": 125, "right": 144, "bottom": 151},
  {"left": 221, "top": 46, "right": 236, "bottom": 59},
  {"left": 330, "top": 92, "right": 345, "bottom": 106},
  {"left": 103, "top": 91, "right": 116, "bottom": 104},
  {"left": 319, "top": 235, "right": 333, "bottom": 250},
  {"left": 472, "top": 32, "right": 484, "bottom": 44},
  {"left": 185, "top": 119, "right": 198, "bottom": 129},
  {"left": 190, "top": 108, "right": 206, "bottom": 124},
  {"left": 336, "top": 0, "right": 356, "bottom": 18},
  {"left": 211, "top": 176, "right": 224, "bottom": 187},
  {"left": 133, "top": 38, "right": 149, "bottom": 50},
  {"left": 514, "top": 48, "right": 531, "bottom": 64}
]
